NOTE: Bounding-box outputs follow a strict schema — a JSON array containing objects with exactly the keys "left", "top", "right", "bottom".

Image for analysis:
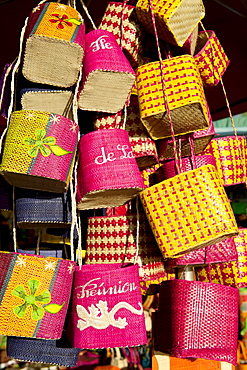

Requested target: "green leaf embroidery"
[
  {"left": 28, "top": 279, "right": 39, "bottom": 296},
  {"left": 44, "top": 302, "right": 65, "bottom": 313},
  {"left": 43, "top": 136, "right": 56, "bottom": 145},
  {"left": 28, "top": 146, "right": 39, "bottom": 158},
  {"left": 12, "top": 285, "right": 26, "bottom": 299},
  {"left": 36, "top": 129, "right": 46, "bottom": 140},
  {"left": 67, "top": 18, "right": 82, "bottom": 25},
  {"left": 13, "top": 302, "right": 28, "bottom": 318},
  {"left": 31, "top": 304, "right": 45, "bottom": 321},
  {"left": 40, "top": 145, "right": 51, "bottom": 157},
  {"left": 24, "top": 137, "right": 36, "bottom": 145},
  {"left": 35, "top": 290, "right": 51, "bottom": 304},
  {"left": 49, "top": 145, "right": 72, "bottom": 156}
]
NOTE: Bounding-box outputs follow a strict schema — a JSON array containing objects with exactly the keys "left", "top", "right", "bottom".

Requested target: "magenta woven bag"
[
  {"left": 78, "top": 29, "right": 136, "bottom": 113},
  {"left": 165, "top": 237, "right": 237, "bottom": 267},
  {"left": 66, "top": 264, "right": 147, "bottom": 349},
  {"left": 156, "top": 154, "right": 216, "bottom": 181},
  {"left": 154, "top": 280, "right": 239, "bottom": 365},
  {"left": 76, "top": 129, "right": 145, "bottom": 210}
]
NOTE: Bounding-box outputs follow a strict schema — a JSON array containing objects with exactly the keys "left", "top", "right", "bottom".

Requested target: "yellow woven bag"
[
  {"left": 136, "top": 0, "right": 205, "bottom": 46},
  {"left": 140, "top": 164, "right": 238, "bottom": 258}
]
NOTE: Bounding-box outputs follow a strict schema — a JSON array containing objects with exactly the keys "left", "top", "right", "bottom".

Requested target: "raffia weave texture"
[{"left": 140, "top": 164, "right": 238, "bottom": 258}]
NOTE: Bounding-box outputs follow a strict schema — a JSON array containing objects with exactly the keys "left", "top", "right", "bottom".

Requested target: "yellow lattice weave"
[
  {"left": 140, "top": 164, "right": 238, "bottom": 258},
  {"left": 33, "top": 3, "right": 82, "bottom": 41},
  {"left": 136, "top": 0, "right": 205, "bottom": 46},
  {"left": 203, "top": 136, "right": 247, "bottom": 186}
]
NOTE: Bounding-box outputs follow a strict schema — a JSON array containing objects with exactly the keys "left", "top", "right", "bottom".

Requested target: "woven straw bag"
[
  {"left": 99, "top": 1, "right": 144, "bottom": 68},
  {"left": 152, "top": 351, "right": 235, "bottom": 370},
  {"left": 93, "top": 106, "right": 158, "bottom": 170},
  {"left": 84, "top": 213, "right": 167, "bottom": 283},
  {"left": 0, "top": 251, "right": 76, "bottom": 338},
  {"left": 182, "top": 25, "right": 198, "bottom": 55},
  {"left": 154, "top": 280, "right": 239, "bottom": 364},
  {"left": 196, "top": 228, "right": 247, "bottom": 289},
  {"left": 165, "top": 236, "right": 238, "bottom": 267},
  {"left": 157, "top": 102, "right": 215, "bottom": 160},
  {"left": 136, "top": 0, "right": 205, "bottom": 46},
  {"left": 15, "top": 188, "right": 72, "bottom": 229},
  {"left": 20, "top": 88, "right": 74, "bottom": 119},
  {"left": 22, "top": 1, "right": 85, "bottom": 87},
  {"left": 140, "top": 164, "right": 238, "bottom": 258},
  {"left": 77, "top": 29, "right": 135, "bottom": 113},
  {"left": 76, "top": 129, "right": 145, "bottom": 210},
  {"left": 66, "top": 264, "right": 147, "bottom": 349},
  {"left": 194, "top": 30, "right": 230, "bottom": 87},
  {"left": 136, "top": 55, "right": 209, "bottom": 140},
  {"left": 0, "top": 110, "right": 79, "bottom": 193},
  {"left": 7, "top": 335, "right": 81, "bottom": 367}
]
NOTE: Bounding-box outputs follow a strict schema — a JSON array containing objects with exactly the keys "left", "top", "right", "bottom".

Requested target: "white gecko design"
[{"left": 76, "top": 300, "right": 143, "bottom": 330}]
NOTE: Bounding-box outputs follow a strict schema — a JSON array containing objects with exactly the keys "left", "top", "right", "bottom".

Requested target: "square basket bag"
[
  {"left": 196, "top": 228, "right": 247, "bottom": 289},
  {"left": 0, "top": 251, "right": 76, "bottom": 339},
  {"left": 194, "top": 30, "right": 230, "bottom": 87},
  {"left": 22, "top": 2, "right": 85, "bottom": 87},
  {"left": 136, "top": 0, "right": 205, "bottom": 46},
  {"left": 136, "top": 55, "right": 210, "bottom": 140},
  {"left": 77, "top": 29, "right": 136, "bottom": 113},
  {"left": 66, "top": 264, "right": 147, "bottom": 349},
  {"left": 140, "top": 164, "right": 239, "bottom": 258},
  {"left": 99, "top": 1, "right": 144, "bottom": 68},
  {"left": 0, "top": 110, "right": 79, "bottom": 193},
  {"left": 153, "top": 280, "right": 239, "bottom": 365},
  {"left": 202, "top": 136, "right": 247, "bottom": 187}
]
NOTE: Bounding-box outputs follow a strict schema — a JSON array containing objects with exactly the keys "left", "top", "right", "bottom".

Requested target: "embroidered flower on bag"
[
  {"left": 24, "top": 129, "right": 72, "bottom": 158},
  {"left": 49, "top": 13, "right": 82, "bottom": 29},
  {"left": 12, "top": 279, "right": 65, "bottom": 321}
]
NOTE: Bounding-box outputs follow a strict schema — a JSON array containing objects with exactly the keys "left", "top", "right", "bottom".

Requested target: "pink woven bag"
[
  {"left": 76, "top": 129, "right": 145, "bottom": 210},
  {"left": 154, "top": 280, "right": 239, "bottom": 365},
  {"left": 78, "top": 29, "right": 136, "bottom": 113},
  {"left": 66, "top": 264, "right": 147, "bottom": 349}
]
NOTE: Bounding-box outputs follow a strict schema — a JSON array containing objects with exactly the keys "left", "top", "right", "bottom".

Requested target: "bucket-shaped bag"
[
  {"left": 0, "top": 110, "right": 79, "bottom": 193},
  {"left": 136, "top": 0, "right": 205, "bottom": 46},
  {"left": 15, "top": 188, "right": 72, "bottom": 229},
  {"left": 202, "top": 136, "right": 247, "bottom": 187},
  {"left": 93, "top": 106, "right": 158, "bottom": 170},
  {"left": 7, "top": 334, "right": 81, "bottom": 367},
  {"left": 22, "top": 1, "right": 85, "bottom": 87},
  {"left": 99, "top": 1, "right": 144, "bottom": 68},
  {"left": 194, "top": 30, "right": 230, "bottom": 87},
  {"left": 196, "top": 228, "right": 247, "bottom": 289},
  {"left": 140, "top": 164, "right": 238, "bottom": 258},
  {"left": 78, "top": 29, "right": 136, "bottom": 113},
  {"left": 136, "top": 55, "right": 209, "bottom": 140},
  {"left": 76, "top": 129, "right": 145, "bottom": 210},
  {"left": 0, "top": 251, "right": 76, "bottom": 339},
  {"left": 66, "top": 264, "right": 147, "bottom": 349},
  {"left": 153, "top": 280, "right": 239, "bottom": 364},
  {"left": 20, "top": 88, "right": 74, "bottom": 119},
  {"left": 85, "top": 213, "right": 167, "bottom": 283}
]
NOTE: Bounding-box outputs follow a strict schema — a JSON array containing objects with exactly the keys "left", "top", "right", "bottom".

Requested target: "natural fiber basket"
[
  {"left": 15, "top": 188, "right": 72, "bottom": 229},
  {"left": 140, "top": 164, "right": 238, "bottom": 258},
  {"left": 7, "top": 335, "right": 80, "bottom": 367},
  {"left": 152, "top": 351, "right": 235, "bottom": 370},
  {"left": 99, "top": 1, "right": 144, "bottom": 68},
  {"left": 136, "top": 0, "right": 205, "bottom": 46},
  {"left": 165, "top": 236, "right": 237, "bottom": 267},
  {"left": 194, "top": 30, "right": 230, "bottom": 87},
  {"left": 202, "top": 136, "right": 247, "bottom": 187},
  {"left": 93, "top": 106, "right": 158, "bottom": 170},
  {"left": 157, "top": 102, "right": 215, "bottom": 160},
  {"left": 182, "top": 25, "right": 198, "bottom": 55},
  {"left": 0, "top": 251, "right": 76, "bottom": 339},
  {"left": 196, "top": 228, "right": 247, "bottom": 289},
  {"left": 78, "top": 29, "right": 136, "bottom": 113},
  {"left": 154, "top": 280, "right": 239, "bottom": 364},
  {"left": 0, "top": 110, "right": 79, "bottom": 193},
  {"left": 66, "top": 264, "right": 147, "bottom": 349},
  {"left": 20, "top": 88, "right": 74, "bottom": 119},
  {"left": 76, "top": 129, "right": 145, "bottom": 210},
  {"left": 22, "top": 2, "right": 85, "bottom": 87},
  {"left": 85, "top": 213, "right": 167, "bottom": 283},
  {"left": 136, "top": 55, "right": 209, "bottom": 140}
]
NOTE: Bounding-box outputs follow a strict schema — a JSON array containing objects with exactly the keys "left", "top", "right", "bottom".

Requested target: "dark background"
[{"left": 1, "top": 0, "right": 247, "bottom": 125}]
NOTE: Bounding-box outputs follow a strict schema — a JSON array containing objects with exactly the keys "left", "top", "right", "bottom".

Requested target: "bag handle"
[
  {"left": 79, "top": 0, "right": 97, "bottom": 30},
  {"left": 149, "top": 0, "right": 181, "bottom": 174}
]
